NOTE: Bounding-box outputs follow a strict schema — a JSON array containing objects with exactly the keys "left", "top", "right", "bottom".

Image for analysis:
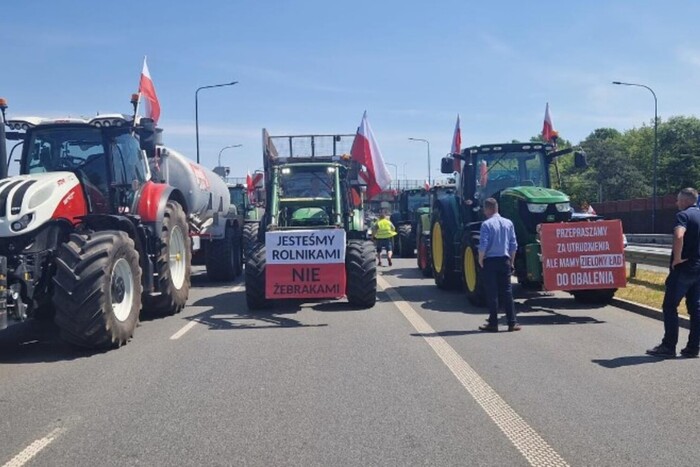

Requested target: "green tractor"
[
  {"left": 245, "top": 130, "right": 376, "bottom": 310},
  {"left": 228, "top": 181, "right": 265, "bottom": 256},
  {"left": 389, "top": 188, "right": 430, "bottom": 258},
  {"left": 416, "top": 183, "right": 456, "bottom": 277},
  {"left": 430, "top": 142, "right": 615, "bottom": 304}
]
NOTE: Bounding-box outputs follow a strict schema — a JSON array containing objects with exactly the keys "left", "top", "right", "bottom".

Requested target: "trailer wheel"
[
  {"left": 417, "top": 232, "right": 432, "bottom": 277},
  {"left": 53, "top": 231, "right": 142, "bottom": 348},
  {"left": 463, "top": 244, "right": 486, "bottom": 307},
  {"left": 431, "top": 208, "right": 460, "bottom": 290},
  {"left": 346, "top": 240, "right": 377, "bottom": 308},
  {"left": 245, "top": 242, "right": 270, "bottom": 310},
  {"left": 144, "top": 200, "right": 191, "bottom": 316},
  {"left": 206, "top": 225, "right": 242, "bottom": 281},
  {"left": 572, "top": 289, "right": 616, "bottom": 305},
  {"left": 398, "top": 224, "right": 414, "bottom": 258}
]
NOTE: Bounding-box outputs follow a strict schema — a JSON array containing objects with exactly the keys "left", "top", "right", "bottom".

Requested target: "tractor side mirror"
[
  {"left": 440, "top": 157, "right": 453, "bottom": 174},
  {"left": 138, "top": 118, "right": 156, "bottom": 153},
  {"left": 574, "top": 150, "right": 588, "bottom": 169}
]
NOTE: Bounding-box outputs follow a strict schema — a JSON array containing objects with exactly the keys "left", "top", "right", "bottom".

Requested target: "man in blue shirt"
[
  {"left": 478, "top": 198, "right": 520, "bottom": 332},
  {"left": 647, "top": 188, "right": 700, "bottom": 358}
]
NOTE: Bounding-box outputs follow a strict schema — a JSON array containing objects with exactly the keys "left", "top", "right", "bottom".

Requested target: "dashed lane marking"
[
  {"left": 170, "top": 284, "right": 245, "bottom": 340},
  {"left": 2, "top": 428, "right": 64, "bottom": 467},
  {"left": 377, "top": 276, "right": 569, "bottom": 467}
]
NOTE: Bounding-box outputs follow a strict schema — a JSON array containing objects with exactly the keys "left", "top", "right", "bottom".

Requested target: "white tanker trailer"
[{"left": 0, "top": 98, "right": 243, "bottom": 348}]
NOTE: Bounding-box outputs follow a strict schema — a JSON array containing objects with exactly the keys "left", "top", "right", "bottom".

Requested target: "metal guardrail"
[
  {"left": 626, "top": 234, "right": 672, "bottom": 245},
  {"left": 625, "top": 245, "right": 669, "bottom": 276}
]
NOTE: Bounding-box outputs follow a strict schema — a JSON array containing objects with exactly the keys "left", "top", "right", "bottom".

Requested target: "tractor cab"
[{"left": 8, "top": 115, "right": 152, "bottom": 218}]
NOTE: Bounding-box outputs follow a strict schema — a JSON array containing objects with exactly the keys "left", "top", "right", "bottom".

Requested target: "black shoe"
[
  {"left": 646, "top": 344, "right": 676, "bottom": 358},
  {"left": 377, "top": 262, "right": 383, "bottom": 267},
  {"left": 508, "top": 324, "right": 522, "bottom": 332},
  {"left": 680, "top": 347, "right": 699, "bottom": 358},
  {"left": 478, "top": 323, "right": 498, "bottom": 332}
]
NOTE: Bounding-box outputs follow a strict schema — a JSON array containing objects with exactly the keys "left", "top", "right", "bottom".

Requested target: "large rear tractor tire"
[
  {"left": 572, "top": 289, "right": 616, "bottom": 305},
  {"left": 431, "top": 208, "right": 460, "bottom": 290},
  {"left": 346, "top": 240, "right": 377, "bottom": 308},
  {"left": 417, "top": 232, "right": 432, "bottom": 277},
  {"left": 245, "top": 243, "right": 270, "bottom": 310},
  {"left": 205, "top": 225, "right": 242, "bottom": 281},
  {"left": 398, "top": 224, "right": 415, "bottom": 258},
  {"left": 53, "top": 231, "right": 142, "bottom": 348},
  {"left": 242, "top": 222, "right": 260, "bottom": 258},
  {"left": 463, "top": 244, "right": 486, "bottom": 307},
  {"left": 143, "top": 200, "right": 191, "bottom": 316}
]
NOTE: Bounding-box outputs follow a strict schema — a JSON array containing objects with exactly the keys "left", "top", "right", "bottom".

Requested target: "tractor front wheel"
[
  {"left": 346, "top": 240, "right": 377, "bottom": 308},
  {"left": 417, "top": 232, "right": 432, "bottom": 277},
  {"left": 245, "top": 243, "right": 270, "bottom": 310},
  {"left": 431, "top": 208, "right": 460, "bottom": 290},
  {"left": 397, "top": 224, "right": 414, "bottom": 258},
  {"left": 53, "top": 231, "right": 142, "bottom": 348},
  {"left": 463, "top": 244, "right": 485, "bottom": 307}
]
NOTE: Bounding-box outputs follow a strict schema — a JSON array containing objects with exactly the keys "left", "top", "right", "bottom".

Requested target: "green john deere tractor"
[
  {"left": 430, "top": 142, "right": 615, "bottom": 305},
  {"left": 389, "top": 188, "right": 429, "bottom": 258},
  {"left": 245, "top": 130, "right": 376, "bottom": 310},
  {"left": 416, "top": 183, "right": 456, "bottom": 277}
]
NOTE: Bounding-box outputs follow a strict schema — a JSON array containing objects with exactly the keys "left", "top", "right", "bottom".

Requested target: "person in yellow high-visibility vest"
[{"left": 372, "top": 211, "right": 397, "bottom": 266}]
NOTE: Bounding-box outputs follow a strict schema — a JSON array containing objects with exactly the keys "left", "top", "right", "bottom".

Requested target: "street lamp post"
[
  {"left": 195, "top": 81, "right": 238, "bottom": 164},
  {"left": 408, "top": 138, "right": 431, "bottom": 185},
  {"left": 386, "top": 163, "right": 399, "bottom": 190},
  {"left": 218, "top": 144, "right": 242, "bottom": 167},
  {"left": 612, "top": 80, "right": 658, "bottom": 233}
]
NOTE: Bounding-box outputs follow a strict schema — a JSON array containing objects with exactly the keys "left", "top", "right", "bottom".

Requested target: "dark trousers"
[
  {"left": 662, "top": 267, "right": 700, "bottom": 350},
  {"left": 483, "top": 257, "right": 517, "bottom": 326}
]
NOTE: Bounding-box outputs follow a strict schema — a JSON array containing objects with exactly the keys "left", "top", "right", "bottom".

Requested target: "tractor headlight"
[
  {"left": 527, "top": 203, "right": 548, "bottom": 213},
  {"left": 281, "top": 168, "right": 291, "bottom": 175},
  {"left": 10, "top": 213, "right": 33, "bottom": 232},
  {"left": 555, "top": 202, "right": 570, "bottom": 212}
]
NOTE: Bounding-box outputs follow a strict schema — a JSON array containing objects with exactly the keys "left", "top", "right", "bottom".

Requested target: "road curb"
[{"left": 612, "top": 297, "right": 690, "bottom": 330}]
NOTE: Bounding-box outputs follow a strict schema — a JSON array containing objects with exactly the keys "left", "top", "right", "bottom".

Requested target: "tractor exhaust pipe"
[{"left": 0, "top": 98, "right": 8, "bottom": 180}]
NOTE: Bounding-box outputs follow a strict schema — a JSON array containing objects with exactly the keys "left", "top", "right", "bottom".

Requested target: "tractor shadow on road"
[
  {"left": 189, "top": 291, "right": 328, "bottom": 331},
  {"left": 0, "top": 320, "right": 106, "bottom": 364}
]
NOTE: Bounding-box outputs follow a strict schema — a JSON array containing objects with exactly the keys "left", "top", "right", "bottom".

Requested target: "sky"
[{"left": 3, "top": 1, "right": 700, "bottom": 181}]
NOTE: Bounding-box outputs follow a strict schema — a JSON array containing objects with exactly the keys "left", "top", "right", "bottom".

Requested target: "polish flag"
[
  {"left": 139, "top": 57, "right": 161, "bottom": 124},
  {"left": 246, "top": 171, "right": 253, "bottom": 196},
  {"left": 451, "top": 114, "right": 461, "bottom": 172},
  {"left": 424, "top": 179, "right": 430, "bottom": 191},
  {"left": 350, "top": 111, "right": 392, "bottom": 198},
  {"left": 542, "top": 102, "right": 555, "bottom": 143}
]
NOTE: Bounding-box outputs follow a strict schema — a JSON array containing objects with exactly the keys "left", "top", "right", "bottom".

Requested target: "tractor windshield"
[
  {"left": 279, "top": 167, "right": 334, "bottom": 199},
  {"left": 406, "top": 192, "right": 429, "bottom": 212},
  {"left": 23, "top": 126, "right": 106, "bottom": 175},
  {"left": 229, "top": 186, "right": 247, "bottom": 213},
  {"left": 476, "top": 151, "right": 546, "bottom": 199}
]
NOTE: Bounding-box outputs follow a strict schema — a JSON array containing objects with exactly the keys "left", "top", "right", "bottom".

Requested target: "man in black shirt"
[{"left": 647, "top": 188, "right": 700, "bottom": 358}]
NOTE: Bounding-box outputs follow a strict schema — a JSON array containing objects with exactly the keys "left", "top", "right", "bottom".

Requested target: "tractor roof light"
[
  {"left": 281, "top": 167, "right": 291, "bottom": 175},
  {"left": 327, "top": 167, "right": 336, "bottom": 173}
]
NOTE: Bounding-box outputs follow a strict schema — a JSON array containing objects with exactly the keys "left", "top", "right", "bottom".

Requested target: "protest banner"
[
  {"left": 540, "top": 220, "right": 626, "bottom": 291},
  {"left": 265, "top": 229, "right": 346, "bottom": 299}
]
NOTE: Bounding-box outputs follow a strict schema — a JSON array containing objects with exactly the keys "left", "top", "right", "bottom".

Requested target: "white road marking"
[
  {"left": 2, "top": 428, "right": 64, "bottom": 467},
  {"left": 169, "top": 284, "right": 245, "bottom": 340},
  {"left": 377, "top": 276, "right": 569, "bottom": 467},
  {"left": 169, "top": 321, "right": 197, "bottom": 340}
]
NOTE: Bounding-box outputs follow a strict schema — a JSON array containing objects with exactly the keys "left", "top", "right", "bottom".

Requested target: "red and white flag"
[
  {"left": 451, "top": 114, "right": 461, "bottom": 172},
  {"left": 138, "top": 57, "right": 161, "bottom": 124},
  {"left": 542, "top": 102, "right": 555, "bottom": 143},
  {"left": 424, "top": 179, "right": 430, "bottom": 191},
  {"left": 246, "top": 171, "right": 254, "bottom": 197},
  {"left": 350, "top": 111, "right": 392, "bottom": 198}
]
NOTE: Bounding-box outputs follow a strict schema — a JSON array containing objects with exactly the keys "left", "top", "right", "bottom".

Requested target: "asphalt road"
[{"left": 1, "top": 259, "right": 699, "bottom": 466}]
